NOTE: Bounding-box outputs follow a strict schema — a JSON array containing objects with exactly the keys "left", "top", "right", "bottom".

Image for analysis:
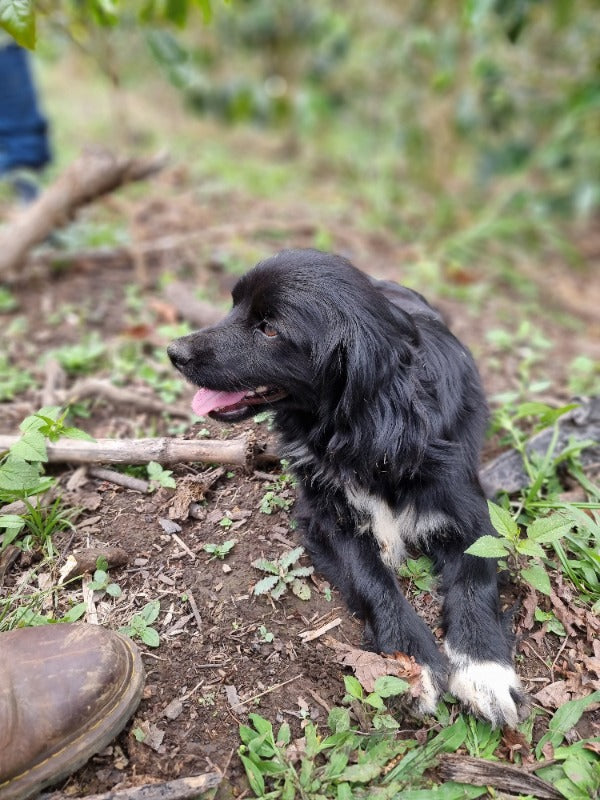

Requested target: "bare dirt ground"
[{"left": 1, "top": 169, "right": 599, "bottom": 798}]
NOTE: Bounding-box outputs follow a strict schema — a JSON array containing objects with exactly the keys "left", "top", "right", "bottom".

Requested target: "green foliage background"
[{"left": 2, "top": 0, "right": 599, "bottom": 270}]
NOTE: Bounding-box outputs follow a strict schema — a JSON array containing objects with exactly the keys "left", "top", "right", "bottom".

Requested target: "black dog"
[{"left": 168, "top": 249, "right": 525, "bottom": 727}]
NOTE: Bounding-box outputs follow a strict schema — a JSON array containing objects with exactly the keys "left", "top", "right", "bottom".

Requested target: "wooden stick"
[
  {"left": 163, "top": 282, "right": 225, "bottom": 327},
  {"left": 59, "top": 378, "right": 190, "bottom": 419},
  {"left": 88, "top": 467, "right": 150, "bottom": 493},
  {"left": 439, "top": 754, "right": 562, "bottom": 800},
  {"left": 0, "top": 435, "right": 276, "bottom": 468},
  {"left": 0, "top": 149, "right": 167, "bottom": 275},
  {"left": 56, "top": 772, "right": 222, "bottom": 800}
]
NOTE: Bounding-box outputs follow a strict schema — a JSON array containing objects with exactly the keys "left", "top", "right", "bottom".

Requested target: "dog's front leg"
[
  {"left": 301, "top": 505, "right": 447, "bottom": 716},
  {"left": 439, "top": 541, "right": 527, "bottom": 728}
]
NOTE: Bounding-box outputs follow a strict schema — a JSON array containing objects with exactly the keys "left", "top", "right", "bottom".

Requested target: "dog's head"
[{"left": 168, "top": 249, "right": 418, "bottom": 422}]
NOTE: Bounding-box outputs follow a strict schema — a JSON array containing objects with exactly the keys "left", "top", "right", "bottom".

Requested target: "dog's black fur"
[{"left": 168, "top": 249, "right": 525, "bottom": 727}]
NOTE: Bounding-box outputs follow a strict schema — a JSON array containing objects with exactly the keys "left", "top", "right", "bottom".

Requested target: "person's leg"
[{"left": 0, "top": 43, "right": 51, "bottom": 180}]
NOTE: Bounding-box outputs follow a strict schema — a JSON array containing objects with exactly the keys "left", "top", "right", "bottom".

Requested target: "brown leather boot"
[{"left": 0, "top": 623, "right": 145, "bottom": 800}]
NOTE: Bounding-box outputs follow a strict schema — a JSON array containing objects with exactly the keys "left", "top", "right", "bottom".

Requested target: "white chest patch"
[{"left": 345, "top": 487, "right": 449, "bottom": 566}]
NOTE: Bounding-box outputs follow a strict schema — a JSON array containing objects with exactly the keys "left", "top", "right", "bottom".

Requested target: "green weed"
[
  {"left": 119, "top": 600, "right": 161, "bottom": 648},
  {"left": 468, "top": 401, "right": 599, "bottom": 606},
  {"left": 252, "top": 546, "right": 314, "bottom": 601},
  {"left": 0, "top": 287, "right": 18, "bottom": 312},
  {"left": 147, "top": 461, "right": 176, "bottom": 490},
  {"left": 49, "top": 333, "right": 106, "bottom": 376},
  {"left": 203, "top": 539, "right": 237, "bottom": 560},
  {"left": 87, "top": 557, "right": 123, "bottom": 599},
  {"left": 0, "top": 354, "right": 35, "bottom": 401},
  {"left": 398, "top": 555, "right": 435, "bottom": 594}
]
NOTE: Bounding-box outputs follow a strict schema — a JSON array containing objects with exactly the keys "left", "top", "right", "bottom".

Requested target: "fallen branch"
[
  {"left": 88, "top": 466, "right": 150, "bottom": 493},
  {"left": 163, "top": 281, "right": 225, "bottom": 327},
  {"left": 27, "top": 220, "right": 318, "bottom": 274},
  {"left": 0, "top": 434, "right": 279, "bottom": 468},
  {"left": 438, "top": 754, "right": 562, "bottom": 800},
  {"left": 0, "top": 148, "right": 167, "bottom": 275},
  {"left": 57, "top": 378, "right": 190, "bottom": 419},
  {"left": 56, "top": 772, "right": 222, "bottom": 800}
]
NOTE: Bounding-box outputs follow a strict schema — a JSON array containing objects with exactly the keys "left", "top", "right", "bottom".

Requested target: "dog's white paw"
[
  {"left": 445, "top": 645, "right": 525, "bottom": 728},
  {"left": 416, "top": 664, "right": 442, "bottom": 716}
]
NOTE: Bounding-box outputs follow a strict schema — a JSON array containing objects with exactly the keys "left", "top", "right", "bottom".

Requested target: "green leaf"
[
  {"left": 521, "top": 562, "right": 551, "bottom": 595},
  {"left": 253, "top": 574, "right": 280, "bottom": 595},
  {"left": 279, "top": 546, "right": 305, "bottom": 570},
  {"left": 515, "top": 538, "right": 546, "bottom": 558},
  {"left": 289, "top": 566, "right": 314, "bottom": 578},
  {"left": 0, "top": 455, "right": 43, "bottom": 491},
  {"left": 1, "top": 521, "right": 24, "bottom": 550},
  {"left": 465, "top": 535, "right": 510, "bottom": 558},
  {"left": 10, "top": 430, "right": 47, "bottom": 462},
  {"left": 373, "top": 675, "right": 410, "bottom": 698},
  {"left": 291, "top": 578, "right": 311, "bottom": 600},
  {"left": 536, "top": 691, "right": 600, "bottom": 757},
  {"left": 239, "top": 753, "right": 265, "bottom": 796},
  {"left": 276, "top": 721, "right": 291, "bottom": 745},
  {"left": 328, "top": 706, "right": 351, "bottom": 733},
  {"left": 338, "top": 761, "right": 382, "bottom": 783},
  {"left": 487, "top": 501, "right": 519, "bottom": 539},
  {"left": 61, "top": 602, "right": 86, "bottom": 622},
  {"left": 61, "top": 426, "right": 96, "bottom": 442},
  {"left": 528, "top": 513, "right": 574, "bottom": 543},
  {"left": 365, "top": 692, "right": 385, "bottom": 709},
  {"left": 248, "top": 713, "right": 275, "bottom": 739},
  {"left": 106, "top": 583, "right": 122, "bottom": 598},
  {"left": 0, "top": 513, "right": 26, "bottom": 530},
  {"left": 343, "top": 675, "right": 363, "bottom": 700},
  {"left": 140, "top": 626, "right": 160, "bottom": 647},
  {"left": 93, "top": 568, "right": 108, "bottom": 584},
  {"left": 140, "top": 599, "right": 161, "bottom": 624},
  {"left": 147, "top": 461, "right": 176, "bottom": 488},
  {"left": 0, "top": 0, "right": 35, "bottom": 48},
  {"left": 251, "top": 558, "right": 279, "bottom": 574},
  {"left": 270, "top": 581, "right": 287, "bottom": 600},
  {"left": 193, "top": 0, "right": 213, "bottom": 24}
]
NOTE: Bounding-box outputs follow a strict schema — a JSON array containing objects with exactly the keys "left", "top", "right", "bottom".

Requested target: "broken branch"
[
  {"left": 59, "top": 772, "right": 222, "bottom": 800},
  {"left": 0, "top": 435, "right": 279, "bottom": 468},
  {"left": 0, "top": 148, "right": 167, "bottom": 275},
  {"left": 439, "top": 754, "right": 562, "bottom": 800}
]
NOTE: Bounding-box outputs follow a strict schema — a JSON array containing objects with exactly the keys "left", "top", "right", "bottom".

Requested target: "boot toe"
[{"left": 0, "top": 623, "right": 145, "bottom": 800}]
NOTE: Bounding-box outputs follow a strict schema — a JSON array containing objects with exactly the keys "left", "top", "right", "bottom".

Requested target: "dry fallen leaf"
[
  {"left": 163, "top": 698, "right": 184, "bottom": 720},
  {"left": 502, "top": 727, "right": 532, "bottom": 762},
  {"left": 323, "top": 636, "right": 423, "bottom": 698},
  {"left": 521, "top": 586, "right": 538, "bottom": 631},
  {"left": 534, "top": 680, "right": 573, "bottom": 709},
  {"left": 136, "top": 720, "right": 165, "bottom": 752},
  {"left": 225, "top": 684, "right": 248, "bottom": 715}
]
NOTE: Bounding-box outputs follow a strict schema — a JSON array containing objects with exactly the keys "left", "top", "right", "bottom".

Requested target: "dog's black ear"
[{"left": 329, "top": 304, "right": 419, "bottom": 421}]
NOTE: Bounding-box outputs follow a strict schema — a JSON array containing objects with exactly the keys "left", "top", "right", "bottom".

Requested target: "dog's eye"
[{"left": 258, "top": 321, "right": 278, "bottom": 338}]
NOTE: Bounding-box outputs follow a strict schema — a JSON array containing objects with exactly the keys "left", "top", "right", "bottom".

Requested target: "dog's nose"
[{"left": 167, "top": 339, "right": 193, "bottom": 369}]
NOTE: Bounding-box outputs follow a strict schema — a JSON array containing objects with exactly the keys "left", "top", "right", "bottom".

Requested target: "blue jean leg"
[{"left": 0, "top": 43, "right": 51, "bottom": 174}]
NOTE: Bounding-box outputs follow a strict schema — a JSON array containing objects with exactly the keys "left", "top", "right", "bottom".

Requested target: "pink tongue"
[{"left": 192, "top": 388, "right": 247, "bottom": 416}]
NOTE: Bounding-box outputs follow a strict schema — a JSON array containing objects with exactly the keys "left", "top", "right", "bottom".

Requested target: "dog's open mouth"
[{"left": 191, "top": 385, "right": 287, "bottom": 420}]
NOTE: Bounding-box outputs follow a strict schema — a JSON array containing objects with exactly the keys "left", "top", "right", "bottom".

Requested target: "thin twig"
[
  {"left": 241, "top": 674, "right": 303, "bottom": 705},
  {"left": 187, "top": 591, "right": 203, "bottom": 631}
]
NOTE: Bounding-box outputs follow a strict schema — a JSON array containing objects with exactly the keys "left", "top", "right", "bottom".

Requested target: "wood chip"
[
  {"left": 224, "top": 684, "right": 249, "bottom": 715},
  {"left": 299, "top": 617, "right": 342, "bottom": 643},
  {"left": 163, "top": 698, "right": 184, "bottom": 720}
]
